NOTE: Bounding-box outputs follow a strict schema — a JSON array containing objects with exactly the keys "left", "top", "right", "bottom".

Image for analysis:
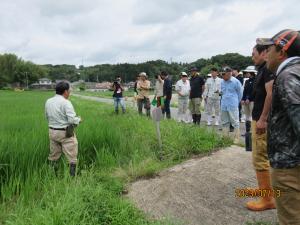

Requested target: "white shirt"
[
  {"left": 276, "top": 56, "right": 300, "bottom": 75},
  {"left": 175, "top": 79, "right": 190, "bottom": 98},
  {"left": 203, "top": 77, "right": 222, "bottom": 99},
  {"left": 45, "top": 95, "right": 81, "bottom": 129},
  {"left": 155, "top": 80, "right": 164, "bottom": 97}
]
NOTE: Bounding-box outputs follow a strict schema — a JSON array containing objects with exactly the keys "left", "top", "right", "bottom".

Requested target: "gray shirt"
[{"left": 45, "top": 95, "right": 81, "bottom": 129}]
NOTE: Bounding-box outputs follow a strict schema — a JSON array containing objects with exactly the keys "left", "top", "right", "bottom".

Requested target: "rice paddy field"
[
  {"left": 0, "top": 90, "right": 231, "bottom": 225},
  {"left": 73, "top": 90, "right": 155, "bottom": 99}
]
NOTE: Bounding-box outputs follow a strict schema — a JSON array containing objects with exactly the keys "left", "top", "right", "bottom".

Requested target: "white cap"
[
  {"left": 243, "top": 66, "right": 257, "bottom": 73},
  {"left": 180, "top": 72, "right": 188, "bottom": 76},
  {"left": 139, "top": 72, "right": 147, "bottom": 77}
]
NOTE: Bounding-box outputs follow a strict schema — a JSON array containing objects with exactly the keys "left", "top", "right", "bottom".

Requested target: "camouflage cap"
[{"left": 256, "top": 29, "right": 300, "bottom": 56}]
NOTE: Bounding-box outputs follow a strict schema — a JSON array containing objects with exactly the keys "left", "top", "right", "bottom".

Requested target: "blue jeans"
[{"left": 114, "top": 97, "right": 125, "bottom": 113}]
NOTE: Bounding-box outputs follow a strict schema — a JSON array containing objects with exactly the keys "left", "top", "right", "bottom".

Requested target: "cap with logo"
[{"left": 256, "top": 29, "right": 300, "bottom": 56}]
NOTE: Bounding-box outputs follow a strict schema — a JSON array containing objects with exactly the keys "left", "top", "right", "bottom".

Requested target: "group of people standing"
[
  {"left": 44, "top": 29, "right": 300, "bottom": 225},
  {"left": 243, "top": 29, "right": 300, "bottom": 225},
  {"left": 132, "top": 67, "right": 206, "bottom": 124}
]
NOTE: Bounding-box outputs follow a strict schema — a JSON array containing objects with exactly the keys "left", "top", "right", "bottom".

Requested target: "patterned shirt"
[
  {"left": 203, "top": 77, "right": 222, "bottom": 99},
  {"left": 267, "top": 57, "right": 300, "bottom": 169}
]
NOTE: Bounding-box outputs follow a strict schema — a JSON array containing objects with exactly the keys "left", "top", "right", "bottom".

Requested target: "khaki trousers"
[
  {"left": 251, "top": 121, "right": 270, "bottom": 171},
  {"left": 48, "top": 129, "right": 78, "bottom": 164},
  {"left": 189, "top": 98, "right": 202, "bottom": 114},
  {"left": 271, "top": 166, "right": 300, "bottom": 225}
]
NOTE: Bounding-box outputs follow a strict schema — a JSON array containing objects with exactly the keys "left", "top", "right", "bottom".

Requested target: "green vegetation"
[
  {"left": 73, "top": 90, "right": 155, "bottom": 99},
  {"left": 74, "top": 90, "right": 136, "bottom": 98},
  {"left": 0, "top": 91, "right": 231, "bottom": 224}
]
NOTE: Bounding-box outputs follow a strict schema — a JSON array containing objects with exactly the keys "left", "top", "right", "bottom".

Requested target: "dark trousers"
[
  {"left": 137, "top": 98, "right": 150, "bottom": 117},
  {"left": 239, "top": 103, "right": 242, "bottom": 120},
  {"left": 163, "top": 98, "right": 171, "bottom": 119}
]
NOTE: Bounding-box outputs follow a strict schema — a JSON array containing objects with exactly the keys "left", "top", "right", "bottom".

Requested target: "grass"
[
  {"left": 74, "top": 89, "right": 153, "bottom": 98},
  {"left": 0, "top": 90, "right": 231, "bottom": 224}
]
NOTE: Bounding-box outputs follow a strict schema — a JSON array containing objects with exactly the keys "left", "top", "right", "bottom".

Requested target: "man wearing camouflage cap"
[{"left": 257, "top": 29, "right": 300, "bottom": 224}]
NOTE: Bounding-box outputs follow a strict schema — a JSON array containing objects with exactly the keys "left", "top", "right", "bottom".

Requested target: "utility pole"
[{"left": 25, "top": 72, "right": 28, "bottom": 89}]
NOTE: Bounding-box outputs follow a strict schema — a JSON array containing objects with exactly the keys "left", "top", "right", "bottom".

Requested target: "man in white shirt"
[
  {"left": 175, "top": 72, "right": 191, "bottom": 123},
  {"left": 203, "top": 68, "right": 222, "bottom": 126},
  {"left": 45, "top": 81, "right": 82, "bottom": 176}
]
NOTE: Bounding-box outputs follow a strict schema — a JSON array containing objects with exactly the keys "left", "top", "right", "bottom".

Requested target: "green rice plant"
[{"left": 0, "top": 90, "right": 231, "bottom": 224}]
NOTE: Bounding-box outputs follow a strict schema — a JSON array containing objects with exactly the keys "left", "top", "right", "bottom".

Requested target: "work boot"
[
  {"left": 192, "top": 114, "right": 196, "bottom": 124},
  {"left": 245, "top": 121, "right": 251, "bottom": 132},
  {"left": 246, "top": 170, "right": 276, "bottom": 211},
  {"left": 196, "top": 114, "right": 201, "bottom": 125},
  {"left": 69, "top": 163, "right": 76, "bottom": 177},
  {"left": 166, "top": 113, "right": 171, "bottom": 119}
]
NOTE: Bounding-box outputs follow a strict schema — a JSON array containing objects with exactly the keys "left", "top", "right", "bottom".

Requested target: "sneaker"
[
  {"left": 215, "top": 121, "right": 219, "bottom": 126},
  {"left": 207, "top": 121, "right": 212, "bottom": 126}
]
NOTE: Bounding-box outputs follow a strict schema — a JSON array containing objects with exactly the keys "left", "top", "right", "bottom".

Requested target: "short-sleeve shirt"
[
  {"left": 190, "top": 75, "right": 205, "bottom": 99},
  {"left": 112, "top": 83, "right": 123, "bottom": 98},
  {"left": 252, "top": 62, "right": 274, "bottom": 121}
]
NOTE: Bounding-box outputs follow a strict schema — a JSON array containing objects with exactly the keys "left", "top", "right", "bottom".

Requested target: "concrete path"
[{"left": 126, "top": 146, "right": 278, "bottom": 225}]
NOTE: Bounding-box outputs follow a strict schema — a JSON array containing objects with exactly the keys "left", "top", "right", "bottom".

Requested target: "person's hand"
[
  {"left": 245, "top": 99, "right": 250, "bottom": 104},
  {"left": 256, "top": 119, "right": 267, "bottom": 135}
]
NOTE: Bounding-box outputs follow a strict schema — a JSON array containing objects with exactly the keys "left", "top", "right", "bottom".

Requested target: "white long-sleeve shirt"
[
  {"left": 45, "top": 95, "right": 81, "bottom": 129},
  {"left": 203, "top": 77, "right": 222, "bottom": 99},
  {"left": 175, "top": 79, "right": 190, "bottom": 98}
]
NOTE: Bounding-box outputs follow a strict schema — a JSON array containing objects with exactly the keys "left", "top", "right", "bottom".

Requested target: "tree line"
[{"left": 0, "top": 53, "right": 252, "bottom": 88}]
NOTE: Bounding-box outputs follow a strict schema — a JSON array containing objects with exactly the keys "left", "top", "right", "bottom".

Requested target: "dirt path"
[{"left": 126, "top": 146, "right": 278, "bottom": 225}]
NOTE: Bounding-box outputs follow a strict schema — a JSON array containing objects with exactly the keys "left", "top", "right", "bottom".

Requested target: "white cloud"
[{"left": 0, "top": 0, "right": 299, "bottom": 65}]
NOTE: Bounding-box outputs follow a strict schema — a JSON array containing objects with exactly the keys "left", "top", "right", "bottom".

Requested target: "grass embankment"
[
  {"left": 0, "top": 90, "right": 231, "bottom": 224},
  {"left": 74, "top": 90, "right": 134, "bottom": 98}
]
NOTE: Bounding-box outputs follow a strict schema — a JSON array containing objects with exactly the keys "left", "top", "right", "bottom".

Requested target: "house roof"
[{"left": 39, "top": 78, "right": 51, "bottom": 81}]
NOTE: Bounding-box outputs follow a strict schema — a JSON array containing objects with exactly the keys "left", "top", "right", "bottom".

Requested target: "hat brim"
[
  {"left": 243, "top": 70, "right": 257, "bottom": 73},
  {"left": 256, "top": 38, "right": 274, "bottom": 46}
]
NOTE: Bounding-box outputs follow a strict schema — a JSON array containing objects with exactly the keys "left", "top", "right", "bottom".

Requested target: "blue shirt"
[{"left": 221, "top": 76, "right": 242, "bottom": 111}]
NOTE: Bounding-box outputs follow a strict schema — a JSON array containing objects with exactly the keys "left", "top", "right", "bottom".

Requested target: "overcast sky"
[{"left": 0, "top": 0, "right": 299, "bottom": 66}]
